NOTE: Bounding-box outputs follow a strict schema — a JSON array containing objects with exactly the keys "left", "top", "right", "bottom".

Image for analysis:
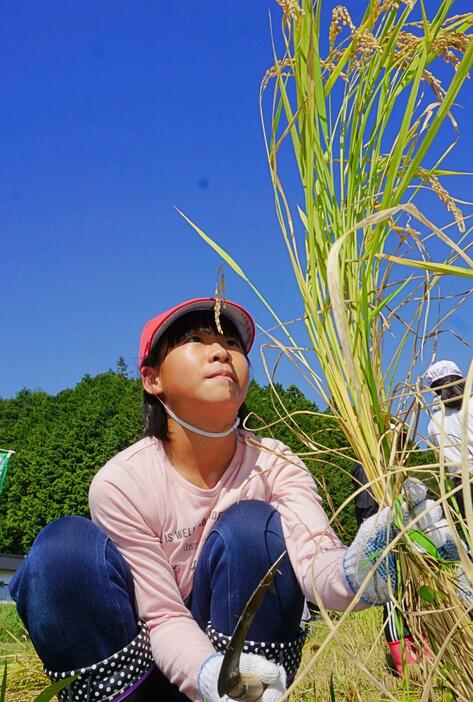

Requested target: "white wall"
[{"left": 0, "top": 569, "right": 15, "bottom": 601}]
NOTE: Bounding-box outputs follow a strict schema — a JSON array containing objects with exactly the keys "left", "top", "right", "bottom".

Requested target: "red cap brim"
[{"left": 139, "top": 297, "right": 255, "bottom": 367}]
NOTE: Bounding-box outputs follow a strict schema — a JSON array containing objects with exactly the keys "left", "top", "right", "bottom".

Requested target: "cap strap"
[{"left": 157, "top": 397, "right": 240, "bottom": 438}]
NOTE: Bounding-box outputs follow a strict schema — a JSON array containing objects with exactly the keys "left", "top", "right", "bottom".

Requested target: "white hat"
[{"left": 424, "top": 360, "right": 463, "bottom": 387}]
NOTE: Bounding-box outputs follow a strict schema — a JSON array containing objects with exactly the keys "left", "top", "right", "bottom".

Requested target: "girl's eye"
[
  {"left": 227, "top": 338, "right": 242, "bottom": 349},
  {"left": 184, "top": 334, "right": 202, "bottom": 343}
]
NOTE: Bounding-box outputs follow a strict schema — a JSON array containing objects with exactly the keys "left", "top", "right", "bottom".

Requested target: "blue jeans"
[{"left": 10, "top": 500, "right": 304, "bottom": 701}]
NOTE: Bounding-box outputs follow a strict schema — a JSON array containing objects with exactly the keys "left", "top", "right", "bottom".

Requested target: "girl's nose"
[{"left": 209, "top": 343, "right": 230, "bottom": 362}]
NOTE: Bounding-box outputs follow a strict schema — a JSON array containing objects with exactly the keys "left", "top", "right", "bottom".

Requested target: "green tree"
[
  {"left": 0, "top": 372, "right": 142, "bottom": 553},
  {"left": 115, "top": 357, "right": 130, "bottom": 379}
]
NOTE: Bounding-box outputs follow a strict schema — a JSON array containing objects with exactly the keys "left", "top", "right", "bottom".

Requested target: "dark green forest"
[{"left": 0, "top": 363, "right": 361, "bottom": 554}]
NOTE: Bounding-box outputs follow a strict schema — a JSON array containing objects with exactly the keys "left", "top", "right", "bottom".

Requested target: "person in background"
[
  {"left": 425, "top": 359, "right": 473, "bottom": 517},
  {"left": 9, "top": 298, "right": 458, "bottom": 702}
]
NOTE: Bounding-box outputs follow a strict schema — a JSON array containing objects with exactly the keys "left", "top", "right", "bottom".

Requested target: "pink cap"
[{"left": 139, "top": 297, "right": 255, "bottom": 367}]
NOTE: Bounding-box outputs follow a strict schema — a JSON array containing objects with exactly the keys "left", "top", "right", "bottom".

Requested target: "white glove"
[
  {"left": 404, "top": 479, "right": 460, "bottom": 560},
  {"left": 198, "top": 652, "right": 286, "bottom": 702},
  {"left": 344, "top": 479, "right": 460, "bottom": 605},
  {"left": 457, "top": 566, "right": 473, "bottom": 607}
]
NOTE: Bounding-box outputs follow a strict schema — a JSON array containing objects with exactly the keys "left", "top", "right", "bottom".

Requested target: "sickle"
[{"left": 217, "top": 551, "right": 287, "bottom": 701}]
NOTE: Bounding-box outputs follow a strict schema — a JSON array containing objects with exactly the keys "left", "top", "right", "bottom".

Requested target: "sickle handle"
[{"left": 227, "top": 674, "right": 265, "bottom": 702}]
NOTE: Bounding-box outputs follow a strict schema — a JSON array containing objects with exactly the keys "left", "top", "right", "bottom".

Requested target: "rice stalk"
[
  {"left": 259, "top": 2, "right": 473, "bottom": 500},
  {"left": 260, "top": 2, "right": 473, "bottom": 698}
]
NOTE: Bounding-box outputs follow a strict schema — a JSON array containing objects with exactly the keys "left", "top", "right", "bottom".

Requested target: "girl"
[{"left": 11, "top": 297, "right": 456, "bottom": 702}]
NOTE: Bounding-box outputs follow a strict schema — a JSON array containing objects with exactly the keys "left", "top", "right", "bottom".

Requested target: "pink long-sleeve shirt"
[{"left": 89, "top": 430, "right": 358, "bottom": 700}]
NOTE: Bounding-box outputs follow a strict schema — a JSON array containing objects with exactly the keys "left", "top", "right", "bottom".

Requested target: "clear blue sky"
[{"left": 1, "top": 0, "right": 472, "bottom": 406}]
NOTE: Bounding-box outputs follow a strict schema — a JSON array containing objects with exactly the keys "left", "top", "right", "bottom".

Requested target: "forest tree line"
[{"left": 1, "top": 361, "right": 390, "bottom": 554}]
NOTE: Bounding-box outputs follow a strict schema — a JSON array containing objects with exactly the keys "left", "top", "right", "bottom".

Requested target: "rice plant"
[
  {"left": 0, "top": 605, "right": 75, "bottom": 702},
  {"left": 182, "top": 0, "right": 473, "bottom": 699}
]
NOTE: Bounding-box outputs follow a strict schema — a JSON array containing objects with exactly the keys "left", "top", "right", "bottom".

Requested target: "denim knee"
[
  {"left": 192, "top": 500, "right": 304, "bottom": 641},
  {"left": 10, "top": 515, "right": 139, "bottom": 670},
  {"left": 214, "top": 499, "right": 278, "bottom": 538},
  {"left": 209, "top": 500, "right": 289, "bottom": 570}
]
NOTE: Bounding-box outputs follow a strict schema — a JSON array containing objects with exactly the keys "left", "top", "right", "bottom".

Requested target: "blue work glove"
[{"left": 344, "top": 479, "right": 460, "bottom": 605}]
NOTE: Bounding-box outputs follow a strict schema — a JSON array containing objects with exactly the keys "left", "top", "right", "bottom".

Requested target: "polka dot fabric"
[
  {"left": 206, "top": 623, "right": 306, "bottom": 677},
  {"left": 44, "top": 620, "right": 154, "bottom": 702}
]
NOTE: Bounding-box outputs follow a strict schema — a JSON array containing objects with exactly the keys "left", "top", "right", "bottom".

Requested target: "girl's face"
[{"left": 141, "top": 327, "right": 249, "bottom": 428}]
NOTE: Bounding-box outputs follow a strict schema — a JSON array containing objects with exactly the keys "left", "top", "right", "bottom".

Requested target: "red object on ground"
[{"left": 387, "top": 636, "right": 432, "bottom": 677}]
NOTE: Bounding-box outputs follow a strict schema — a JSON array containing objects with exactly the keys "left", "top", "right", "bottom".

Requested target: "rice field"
[
  {"left": 1, "top": 648, "right": 48, "bottom": 702},
  {"left": 0, "top": 607, "right": 437, "bottom": 702},
  {"left": 0, "top": 604, "right": 48, "bottom": 702},
  {"left": 294, "top": 608, "right": 458, "bottom": 702}
]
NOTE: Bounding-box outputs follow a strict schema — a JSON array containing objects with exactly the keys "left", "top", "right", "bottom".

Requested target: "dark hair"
[
  {"left": 141, "top": 310, "right": 249, "bottom": 440},
  {"left": 430, "top": 374, "right": 465, "bottom": 411}
]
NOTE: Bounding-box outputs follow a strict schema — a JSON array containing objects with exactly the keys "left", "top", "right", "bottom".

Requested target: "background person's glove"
[
  {"left": 404, "top": 478, "right": 459, "bottom": 561},
  {"left": 198, "top": 652, "right": 286, "bottom": 702},
  {"left": 343, "top": 479, "right": 460, "bottom": 605}
]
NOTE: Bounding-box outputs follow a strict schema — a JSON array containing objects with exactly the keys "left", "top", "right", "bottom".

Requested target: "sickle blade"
[{"left": 217, "top": 551, "right": 287, "bottom": 699}]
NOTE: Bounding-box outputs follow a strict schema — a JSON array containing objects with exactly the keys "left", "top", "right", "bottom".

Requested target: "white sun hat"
[{"left": 424, "top": 360, "right": 463, "bottom": 387}]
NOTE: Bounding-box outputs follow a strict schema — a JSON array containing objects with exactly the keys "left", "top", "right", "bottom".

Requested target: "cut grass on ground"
[
  {"left": 1, "top": 604, "right": 49, "bottom": 702},
  {"left": 0, "top": 605, "right": 456, "bottom": 701},
  {"left": 295, "top": 608, "right": 421, "bottom": 701}
]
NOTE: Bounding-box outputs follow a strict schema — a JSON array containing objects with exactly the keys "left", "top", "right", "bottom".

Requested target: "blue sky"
[{"left": 1, "top": 0, "right": 472, "bottom": 411}]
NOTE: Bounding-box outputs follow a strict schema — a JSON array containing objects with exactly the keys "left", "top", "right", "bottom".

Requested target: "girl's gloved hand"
[
  {"left": 343, "top": 479, "right": 460, "bottom": 605},
  {"left": 198, "top": 652, "right": 286, "bottom": 702}
]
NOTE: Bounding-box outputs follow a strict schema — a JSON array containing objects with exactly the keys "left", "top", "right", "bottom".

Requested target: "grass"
[
  {"left": 0, "top": 605, "right": 49, "bottom": 702},
  {"left": 0, "top": 604, "right": 456, "bottom": 702},
  {"left": 4, "top": 11, "right": 472, "bottom": 701},
  {"left": 294, "top": 609, "right": 418, "bottom": 702},
  {"left": 0, "top": 650, "right": 48, "bottom": 702},
  {"left": 293, "top": 608, "right": 455, "bottom": 702},
  {"left": 0, "top": 605, "right": 27, "bottom": 645}
]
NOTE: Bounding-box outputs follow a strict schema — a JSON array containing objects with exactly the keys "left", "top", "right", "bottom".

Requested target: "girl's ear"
[{"left": 141, "top": 365, "right": 163, "bottom": 396}]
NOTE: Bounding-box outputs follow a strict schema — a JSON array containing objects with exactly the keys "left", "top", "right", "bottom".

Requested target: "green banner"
[{"left": 0, "top": 450, "right": 13, "bottom": 495}]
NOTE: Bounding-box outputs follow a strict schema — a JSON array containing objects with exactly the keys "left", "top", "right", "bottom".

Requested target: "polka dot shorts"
[
  {"left": 206, "top": 623, "right": 306, "bottom": 677},
  {"left": 44, "top": 620, "right": 154, "bottom": 702}
]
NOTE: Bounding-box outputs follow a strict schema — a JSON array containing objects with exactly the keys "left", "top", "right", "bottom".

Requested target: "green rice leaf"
[
  {"left": 407, "top": 530, "right": 442, "bottom": 560},
  {"left": 329, "top": 672, "right": 336, "bottom": 701},
  {"left": 376, "top": 254, "right": 473, "bottom": 280},
  {"left": 33, "top": 677, "right": 77, "bottom": 702},
  {"left": 419, "top": 585, "right": 446, "bottom": 605},
  {"left": 1, "top": 661, "right": 6, "bottom": 702},
  {"left": 393, "top": 497, "right": 405, "bottom": 531}
]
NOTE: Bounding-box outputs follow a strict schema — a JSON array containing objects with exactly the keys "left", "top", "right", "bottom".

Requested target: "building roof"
[{"left": 0, "top": 554, "right": 25, "bottom": 571}]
